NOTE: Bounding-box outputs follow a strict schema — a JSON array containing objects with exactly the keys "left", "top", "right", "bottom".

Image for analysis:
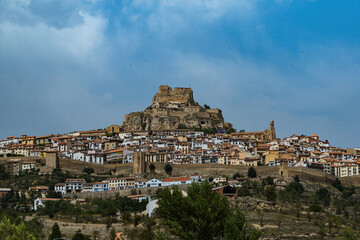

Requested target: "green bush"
[
  {"left": 309, "top": 204, "right": 323, "bottom": 212},
  {"left": 247, "top": 167, "right": 257, "bottom": 178}
]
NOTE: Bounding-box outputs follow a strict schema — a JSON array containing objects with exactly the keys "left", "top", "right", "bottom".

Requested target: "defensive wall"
[
  {"left": 145, "top": 163, "right": 337, "bottom": 186},
  {"left": 2, "top": 157, "right": 353, "bottom": 187}
]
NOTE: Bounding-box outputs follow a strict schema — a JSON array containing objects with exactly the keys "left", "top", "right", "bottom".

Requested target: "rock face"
[{"left": 122, "top": 85, "right": 232, "bottom": 131}]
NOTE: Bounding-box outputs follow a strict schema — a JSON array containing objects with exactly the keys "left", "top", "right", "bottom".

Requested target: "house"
[
  {"left": 82, "top": 183, "right": 94, "bottom": 193},
  {"left": 0, "top": 188, "right": 11, "bottom": 198},
  {"left": 212, "top": 185, "right": 238, "bottom": 199},
  {"left": 107, "top": 148, "right": 126, "bottom": 164},
  {"left": 65, "top": 179, "right": 86, "bottom": 194},
  {"left": 213, "top": 177, "right": 227, "bottom": 184},
  {"left": 190, "top": 175, "right": 202, "bottom": 183},
  {"left": 29, "top": 186, "right": 49, "bottom": 196},
  {"left": 93, "top": 181, "right": 109, "bottom": 192},
  {"left": 127, "top": 194, "right": 150, "bottom": 202},
  {"left": 135, "top": 179, "right": 148, "bottom": 189},
  {"left": 21, "top": 161, "right": 36, "bottom": 171},
  {"left": 5, "top": 159, "right": 22, "bottom": 176},
  {"left": 146, "top": 179, "right": 163, "bottom": 188},
  {"left": 125, "top": 177, "right": 136, "bottom": 189},
  {"left": 104, "top": 140, "right": 120, "bottom": 151},
  {"left": 73, "top": 152, "right": 86, "bottom": 161},
  {"left": 108, "top": 178, "right": 127, "bottom": 190},
  {"left": 331, "top": 163, "right": 359, "bottom": 178},
  {"left": 162, "top": 177, "right": 191, "bottom": 186},
  {"left": 36, "top": 135, "right": 52, "bottom": 146},
  {"left": 54, "top": 183, "right": 65, "bottom": 194}
]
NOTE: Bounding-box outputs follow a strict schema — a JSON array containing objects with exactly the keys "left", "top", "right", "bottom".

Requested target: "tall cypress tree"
[{"left": 49, "top": 222, "right": 62, "bottom": 240}]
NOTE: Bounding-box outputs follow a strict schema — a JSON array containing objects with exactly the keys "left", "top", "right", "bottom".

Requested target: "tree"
[
  {"left": 0, "top": 164, "right": 9, "bottom": 180},
  {"left": 263, "top": 176, "right": 274, "bottom": 186},
  {"left": 316, "top": 187, "right": 331, "bottom": 206},
  {"left": 0, "top": 217, "right": 36, "bottom": 240},
  {"left": 332, "top": 178, "right": 344, "bottom": 192},
  {"left": 233, "top": 172, "right": 243, "bottom": 180},
  {"left": 264, "top": 185, "right": 277, "bottom": 202},
  {"left": 49, "top": 222, "right": 62, "bottom": 240},
  {"left": 286, "top": 178, "right": 304, "bottom": 198},
  {"left": 343, "top": 228, "right": 359, "bottom": 240},
  {"left": 72, "top": 230, "right": 91, "bottom": 240},
  {"left": 110, "top": 228, "right": 116, "bottom": 240},
  {"left": 157, "top": 181, "right": 260, "bottom": 240},
  {"left": 204, "top": 104, "right": 211, "bottom": 109},
  {"left": 247, "top": 167, "right": 257, "bottom": 178},
  {"left": 224, "top": 208, "right": 261, "bottom": 240},
  {"left": 83, "top": 168, "right": 94, "bottom": 175},
  {"left": 92, "top": 230, "right": 100, "bottom": 240},
  {"left": 149, "top": 163, "right": 156, "bottom": 173},
  {"left": 295, "top": 209, "right": 300, "bottom": 220},
  {"left": 294, "top": 175, "right": 300, "bottom": 183},
  {"left": 164, "top": 164, "right": 173, "bottom": 175},
  {"left": 309, "top": 204, "right": 323, "bottom": 213}
]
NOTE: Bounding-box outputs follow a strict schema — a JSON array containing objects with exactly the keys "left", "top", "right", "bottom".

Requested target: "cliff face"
[{"left": 122, "top": 85, "right": 230, "bottom": 131}]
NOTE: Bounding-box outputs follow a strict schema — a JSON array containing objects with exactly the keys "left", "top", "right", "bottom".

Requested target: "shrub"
[
  {"left": 164, "top": 164, "right": 173, "bottom": 175},
  {"left": 247, "top": 167, "right": 257, "bottom": 178},
  {"left": 309, "top": 204, "right": 323, "bottom": 212},
  {"left": 149, "top": 163, "right": 156, "bottom": 173}
]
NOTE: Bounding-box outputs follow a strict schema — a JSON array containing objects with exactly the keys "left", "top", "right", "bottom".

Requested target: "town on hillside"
[
  {"left": 1, "top": 85, "right": 360, "bottom": 239},
  {"left": 1, "top": 120, "right": 359, "bottom": 180}
]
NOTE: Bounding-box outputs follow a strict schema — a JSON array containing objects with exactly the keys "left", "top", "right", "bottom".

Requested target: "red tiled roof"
[{"left": 162, "top": 177, "right": 190, "bottom": 182}]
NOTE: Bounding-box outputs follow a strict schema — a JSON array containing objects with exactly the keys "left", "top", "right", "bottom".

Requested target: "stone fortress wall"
[{"left": 155, "top": 85, "right": 195, "bottom": 105}]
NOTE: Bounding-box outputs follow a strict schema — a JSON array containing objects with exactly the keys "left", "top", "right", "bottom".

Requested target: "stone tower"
[
  {"left": 279, "top": 159, "right": 289, "bottom": 177},
  {"left": 133, "top": 151, "right": 146, "bottom": 174},
  {"left": 270, "top": 120, "right": 276, "bottom": 141},
  {"left": 46, "top": 151, "right": 59, "bottom": 169}
]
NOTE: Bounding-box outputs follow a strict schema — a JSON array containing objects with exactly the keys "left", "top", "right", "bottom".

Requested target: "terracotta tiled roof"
[{"left": 162, "top": 177, "right": 190, "bottom": 182}]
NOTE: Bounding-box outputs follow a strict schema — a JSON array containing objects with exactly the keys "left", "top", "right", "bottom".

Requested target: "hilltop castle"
[{"left": 121, "top": 85, "right": 233, "bottom": 131}]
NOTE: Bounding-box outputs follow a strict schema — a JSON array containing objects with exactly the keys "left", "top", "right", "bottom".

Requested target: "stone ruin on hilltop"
[{"left": 121, "top": 85, "right": 233, "bottom": 131}]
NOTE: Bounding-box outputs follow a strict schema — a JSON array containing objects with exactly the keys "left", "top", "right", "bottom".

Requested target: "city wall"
[{"left": 145, "top": 163, "right": 337, "bottom": 186}]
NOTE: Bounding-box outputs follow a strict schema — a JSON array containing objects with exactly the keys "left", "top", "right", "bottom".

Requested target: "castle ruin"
[{"left": 122, "top": 85, "right": 232, "bottom": 131}]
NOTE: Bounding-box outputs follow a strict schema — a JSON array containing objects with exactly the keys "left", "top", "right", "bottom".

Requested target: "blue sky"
[{"left": 0, "top": 0, "right": 359, "bottom": 148}]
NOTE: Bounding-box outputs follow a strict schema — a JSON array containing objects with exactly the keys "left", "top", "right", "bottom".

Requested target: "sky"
[{"left": 0, "top": 0, "right": 359, "bottom": 148}]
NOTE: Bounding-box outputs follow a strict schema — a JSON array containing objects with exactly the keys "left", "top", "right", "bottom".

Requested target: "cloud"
[{"left": 0, "top": 2, "right": 114, "bottom": 136}]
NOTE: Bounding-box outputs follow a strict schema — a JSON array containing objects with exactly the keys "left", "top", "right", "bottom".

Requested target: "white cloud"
[
  {"left": 0, "top": 10, "right": 108, "bottom": 67},
  {"left": 127, "top": 0, "right": 258, "bottom": 34}
]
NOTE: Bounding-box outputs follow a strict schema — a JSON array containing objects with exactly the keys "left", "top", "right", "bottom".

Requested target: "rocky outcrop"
[{"left": 122, "top": 85, "right": 232, "bottom": 131}]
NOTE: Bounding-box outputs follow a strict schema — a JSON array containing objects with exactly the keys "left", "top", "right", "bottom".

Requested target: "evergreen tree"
[
  {"left": 224, "top": 209, "right": 261, "bottom": 240},
  {"left": 247, "top": 167, "right": 257, "bottom": 178},
  {"left": 110, "top": 228, "right": 116, "bottom": 240},
  {"left": 49, "top": 222, "right": 62, "bottom": 240},
  {"left": 157, "top": 181, "right": 260, "bottom": 240},
  {"left": 149, "top": 163, "right": 156, "bottom": 173},
  {"left": 164, "top": 164, "right": 173, "bottom": 175},
  {"left": 264, "top": 185, "right": 277, "bottom": 202},
  {"left": 72, "top": 230, "right": 91, "bottom": 240},
  {"left": 83, "top": 168, "right": 94, "bottom": 175},
  {"left": 0, "top": 217, "right": 36, "bottom": 240}
]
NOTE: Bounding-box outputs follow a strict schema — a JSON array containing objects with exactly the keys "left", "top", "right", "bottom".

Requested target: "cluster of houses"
[
  {"left": 54, "top": 175, "right": 202, "bottom": 194},
  {"left": 1, "top": 123, "right": 360, "bottom": 178}
]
